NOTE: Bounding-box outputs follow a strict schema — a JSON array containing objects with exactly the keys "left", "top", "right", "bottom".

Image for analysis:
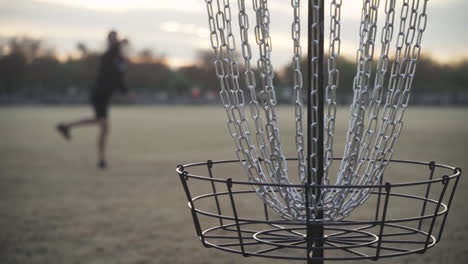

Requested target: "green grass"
[{"left": 0, "top": 106, "right": 467, "bottom": 264}]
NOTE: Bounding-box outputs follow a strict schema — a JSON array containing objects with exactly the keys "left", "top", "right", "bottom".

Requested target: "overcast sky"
[{"left": 1, "top": 0, "right": 467, "bottom": 68}]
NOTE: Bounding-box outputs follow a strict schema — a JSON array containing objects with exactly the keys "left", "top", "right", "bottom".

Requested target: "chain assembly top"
[{"left": 203, "top": 0, "right": 430, "bottom": 221}]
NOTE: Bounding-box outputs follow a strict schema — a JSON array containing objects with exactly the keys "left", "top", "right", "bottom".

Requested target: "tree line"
[{"left": 0, "top": 36, "right": 466, "bottom": 105}]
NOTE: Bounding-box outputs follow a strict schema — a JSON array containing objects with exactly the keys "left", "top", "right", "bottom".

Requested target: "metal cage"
[{"left": 176, "top": 158, "right": 461, "bottom": 262}]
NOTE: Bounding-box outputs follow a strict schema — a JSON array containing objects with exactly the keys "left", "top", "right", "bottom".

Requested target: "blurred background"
[
  {"left": 0, "top": 1, "right": 467, "bottom": 264},
  {"left": 0, "top": 0, "right": 467, "bottom": 105}
]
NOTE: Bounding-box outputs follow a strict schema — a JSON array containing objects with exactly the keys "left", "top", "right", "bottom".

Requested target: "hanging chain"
[
  {"left": 368, "top": 0, "right": 428, "bottom": 183},
  {"left": 205, "top": 0, "right": 281, "bottom": 211},
  {"left": 356, "top": 0, "right": 397, "bottom": 182},
  {"left": 204, "top": 0, "right": 430, "bottom": 221},
  {"left": 322, "top": 0, "right": 342, "bottom": 212},
  {"left": 256, "top": 0, "right": 304, "bottom": 218},
  {"left": 338, "top": 0, "right": 429, "bottom": 219},
  {"left": 337, "top": 0, "right": 380, "bottom": 189},
  {"left": 291, "top": 0, "right": 307, "bottom": 185},
  {"left": 237, "top": 0, "right": 273, "bottom": 183},
  {"left": 253, "top": 0, "right": 289, "bottom": 185},
  {"left": 337, "top": 0, "right": 398, "bottom": 216},
  {"left": 238, "top": 0, "right": 296, "bottom": 218}
]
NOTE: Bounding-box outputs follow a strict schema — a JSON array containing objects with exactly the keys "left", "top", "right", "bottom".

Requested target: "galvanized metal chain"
[
  {"left": 291, "top": 0, "right": 307, "bottom": 185},
  {"left": 339, "top": 0, "right": 398, "bottom": 217},
  {"left": 253, "top": 0, "right": 289, "bottom": 186},
  {"left": 237, "top": 0, "right": 273, "bottom": 188},
  {"left": 238, "top": 0, "right": 271, "bottom": 175},
  {"left": 205, "top": 0, "right": 280, "bottom": 213},
  {"left": 255, "top": 0, "right": 305, "bottom": 218},
  {"left": 321, "top": 0, "right": 342, "bottom": 216},
  {"left": 203, "top": 0, "right": 430, "bottom": 221},
  {"left": 324, "top": 0, "right": 342, "bottom": 181},
  {"left": 367, "top": 0, "right": 429, "bottom": 185},
  {"left": 338, "top": 0, "right": 429, "bottom": 219},
  {"left": 331, "top": 0, "right": 381, "bottom": 219},
  {"left": 339, "top": 0, "right": 380, "bottom": 184}
]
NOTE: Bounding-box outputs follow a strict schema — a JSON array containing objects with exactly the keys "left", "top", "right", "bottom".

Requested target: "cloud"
[
  {"left": 160, "top": 21, "right": 208, "bottom": 38},
  {"left": 0, "top": 0, "right": 210, "bottom": 63},
  {"left": 1, "top": 0, "right": 467, "bottom": 67},
  {"left": 33, "top": 0, "right": 201, "bottom": 13}
]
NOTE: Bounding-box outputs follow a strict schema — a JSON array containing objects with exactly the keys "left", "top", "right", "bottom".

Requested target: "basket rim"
[{"left": 176, "top": 158, "right": 461, "bottom": 189}]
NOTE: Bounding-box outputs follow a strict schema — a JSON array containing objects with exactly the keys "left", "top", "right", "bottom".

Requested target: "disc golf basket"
[{"left": 176, "top": 0, "right": 462, "bottom": 263}]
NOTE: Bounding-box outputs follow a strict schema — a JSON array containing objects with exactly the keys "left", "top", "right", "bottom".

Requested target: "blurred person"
[{"left": 56, "top": 30, "right": 133, "bottom": 169}]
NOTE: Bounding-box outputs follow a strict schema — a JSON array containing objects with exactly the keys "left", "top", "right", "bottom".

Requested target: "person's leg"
[
  {"left": 57, "top": 100, "right": 104, "bottom": 140},
  {"left": 64, "top": 118, "right": 101, "bottom": 128},
  {"left": 57, "top": 117, "right": 99, "bottom": 140},
  {"left": 97, "top": 118, "right": 109, "bottom": 168}
]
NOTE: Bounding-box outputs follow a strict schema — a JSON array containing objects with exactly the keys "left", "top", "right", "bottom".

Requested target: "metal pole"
[{"left": 307, "top": 0, "right": 325, "bottom": 263}]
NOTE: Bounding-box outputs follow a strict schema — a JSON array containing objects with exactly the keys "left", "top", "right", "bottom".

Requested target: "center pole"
[{"left": 307, "top": 0, "right": 325, "bottom": 263}]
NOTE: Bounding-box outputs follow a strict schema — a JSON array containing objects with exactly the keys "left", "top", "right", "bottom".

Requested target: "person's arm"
[
  {"left": 117, "top": 68, "right": 135, "bottom": 103},
  {"left": 114, "top": 41, "right": 134, "bottom": 102},
  {"left": 115, "top": 39, "right": 129, "bottom": 73}
]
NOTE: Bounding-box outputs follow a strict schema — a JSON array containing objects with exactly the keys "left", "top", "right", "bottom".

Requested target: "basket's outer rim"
[{"left": 176, "top": 158, "right": 460, "bottom": 189}]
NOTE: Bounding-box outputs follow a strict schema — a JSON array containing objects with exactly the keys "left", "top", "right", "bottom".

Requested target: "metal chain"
[
  {"left": 256, "top": 0, "right": 305, "bottom": 218},
  {"left": 205, "top": 0, "right": 290, "bottom": 218},
  {"left": 368, "top": 0, "right": 428, "bottom": 184},
  {"left": 321, "top": 0, "right": 342, "bottom": 216},
  {"left": 238, "top": 0, "right": 271, "bottom": 173},
  {"left": 203, "top": 0, "right": 430, "bottom": 221},
  {"left": 291, "top": 0, "right": 307, "bottom": 186},
  {"left": 324, "top": 0, "right": 342, "bottom": 183},
  {"left": 331, "top": 0, "right": 381, "bottom": 219},
  {"left": 339, "top": 0, "right": 429, "bottom": 219},
  {"left": 338, "top": 0, "right": 398, "bottom": 217},
  {"left": 339, "top": 0, "right": 380, "bottom": 184}
]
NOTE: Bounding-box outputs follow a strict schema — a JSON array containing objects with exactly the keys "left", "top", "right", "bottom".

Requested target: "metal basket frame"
[{"left": 176, "top": 158, "right": 461, "bottom": 262}]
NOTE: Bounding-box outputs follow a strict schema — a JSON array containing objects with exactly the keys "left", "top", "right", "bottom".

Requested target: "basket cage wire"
[{"left": 176, "top": 159, "right": 461, "bottom": 262}]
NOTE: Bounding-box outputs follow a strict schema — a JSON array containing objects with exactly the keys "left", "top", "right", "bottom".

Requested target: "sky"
[{"left": 0, "top": 0, "right": 467, "bottom": 68}]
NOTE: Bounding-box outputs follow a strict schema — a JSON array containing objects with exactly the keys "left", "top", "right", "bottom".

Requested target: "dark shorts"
[{"left": 90, "top": 96, "right": 110, "bottom": 119}]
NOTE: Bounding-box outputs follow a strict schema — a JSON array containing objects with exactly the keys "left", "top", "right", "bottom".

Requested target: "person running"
[{"left": 56, "top": 30, "right": 133, "bottom": 169}]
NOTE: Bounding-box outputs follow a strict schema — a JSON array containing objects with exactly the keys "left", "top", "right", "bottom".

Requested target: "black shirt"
[{"left": 91, "top": 43, "right": 127, "bottom": 102}]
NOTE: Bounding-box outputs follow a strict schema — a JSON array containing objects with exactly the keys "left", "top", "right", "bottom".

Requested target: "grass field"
[{"left": 0, "top": 106, "right": 467, "bottom": 264}]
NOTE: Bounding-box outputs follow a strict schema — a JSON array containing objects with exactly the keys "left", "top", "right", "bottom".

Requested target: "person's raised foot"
[
  {"left": 98, "top": 160, "right": 107, "bottom": 170},
  {"left": 56, "top": 124, "right": 71, "bottom": 140}
]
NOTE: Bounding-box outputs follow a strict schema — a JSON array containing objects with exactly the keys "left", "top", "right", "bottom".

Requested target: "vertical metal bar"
[
  {"left": 374, "top": 173, "right": 385, "bottom": 222},
  {"left": 418, "top": 161, "right": 436, "bottom": 230},
  {"left": 226, "top": 178, "right": 247, "bottom": 256},
  {"left": 177, "top": 167, "right": 206, "bottom": 246},
  {"left": 316, "top": 0, "right": 325, "bottom": 187},
  {"left": 423, "top": 175, "right": 450, "bottom": 253},
  {"left": 258, "top": 157, "right": 270, "bottom": 221},
  {"left": 375, "top": 182, "right": 392, "bottom": 260},
  {"left": 306, "top": 1, "right": 314, "bottom": 262},
  {"left": 307, "top": 0, "right": 313, "bottom": 185},
  {"left": 305, "top": 184, "right": 313, "bottom": 264},
  {"left": 207, "top": 160, "right": 224, "bottom": 228},
  {"left": 307, "top": 0, "right": 325, "bottom": 263},
  {"left": 263, "top": 203, "right": 270, "bottom": 221},
  {"left": 437, "top": 168, "right": 462, "bottom": 241}
]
